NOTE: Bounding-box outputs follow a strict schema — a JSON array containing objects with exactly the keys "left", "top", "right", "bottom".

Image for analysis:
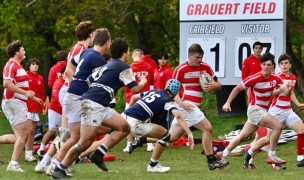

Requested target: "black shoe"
[
  {"left": 89, "top": 152, "right": 108, "bottom": 171},
  {"left": 208, "top": 158, "right": 229, "bottom": 170},
  {"left": 52, "top": 166, "right": 69, "bottom": 179},
  {"left": 129, "top": 137, "right": 144, "bottom": 154},
  {"left": 297, "top": 159, "right": 304, "bottom": 167},
  {"left": 243, "top": 150, "right": 252, "bottom": 167}
]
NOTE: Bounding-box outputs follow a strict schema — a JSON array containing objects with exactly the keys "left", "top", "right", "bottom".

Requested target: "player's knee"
[
  {"left": 157, "top": 132, "right": 171, "bottom": 146},
  {"left": 122, "top": 123, "right": 131, "bottom": 134}
]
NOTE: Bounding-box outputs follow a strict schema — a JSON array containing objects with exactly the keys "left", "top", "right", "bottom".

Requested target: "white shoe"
[
  {"left": 147, "top": 143, "right": 154, "bottom": 152},
  {"left": 25, "top": 155, "right": 37, "bottom": 162},
  {"left": 6, "top": 164, "right": 25, "bottom": 172},
  {"left": 147, "top": 164, "right": 170, "bottom": 173},
  {"left": 35, "top": 163, "right": 46, "bottom": 173}
]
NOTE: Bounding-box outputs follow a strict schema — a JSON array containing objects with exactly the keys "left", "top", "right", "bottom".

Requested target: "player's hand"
[
  {"left": 222, "top": 103, "right": 231, "bottom": 112},
  {"left": 298, "top": 103, "right": 304, "bottom": 109},
  {"left": 187, "top": 134, "right": 195, "bottom": 150},
  {"left": 32, "top": 96, "right": 43, "bottom": 105},
  {"left": 286, "top": 81, "right": 293, "bottom": 90},
  {"left": 203, "top": 82, "right": 212, "bottom": 92},
  {"left": 182, "top": 101, "right": 195, "bottom": 112}
]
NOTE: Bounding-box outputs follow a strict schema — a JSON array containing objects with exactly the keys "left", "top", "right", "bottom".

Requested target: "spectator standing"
[{"left": 25, "top": 58, "right": 45, "bottom": 162}]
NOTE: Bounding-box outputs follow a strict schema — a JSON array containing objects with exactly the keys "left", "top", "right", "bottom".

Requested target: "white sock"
[
  {"left": 268, "top": 150, "right": 276, "bottom": 157},
  {"left": 53, "top": 158, "right": 60, "bottom": 166},
  {"left": 223, "top": 149, "right": 230, "bottom": 158},
  {"left": 249, "top": 158, "right": 253, "bottom": 164},
  {"left": 10, "top": 160, "right": 18, "bottom": 166},
  {"left": 297, "top": 155, "right": 304, "bottom": 161},
  {"left": 25, "top": 150, "right": 33, "bottom": 157},
  {"left": 40, "top": 154, "right": 52, "bottom": 167},
  {"left": 248, "top": 149, "right": 253, "bottom": 155},
  {"left": 39, "top": 144, "right": 46, "bottom": 151}
]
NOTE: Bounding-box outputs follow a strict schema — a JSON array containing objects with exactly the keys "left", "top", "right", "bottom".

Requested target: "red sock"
[{"left": 297, "top": 134, "right": 304, "bottom": 155}]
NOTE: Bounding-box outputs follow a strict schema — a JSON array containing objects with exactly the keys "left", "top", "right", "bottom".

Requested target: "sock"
[
  {"left": 126, "top": 141, "right": 132, "bottom": 147},
  {"left": 53, "top": 158, "right": 60, "bottom": 166},
  {"left": 223, "top": 149, "right": 230, "bottom": 158},
  {"left": 58, "top": 163, "right": 67, "bottom": 171},
  {"left": 297, "top": 134, "right": 304, "bottom": 160},
  {"left": 140, "top": 137, "right": 148, "bottom": 144},
  {"left": 249, "top": 158, "right": 253, "bottom": 164},
  {"left": 268, "top": 150, "right": 276, "bottom": 157},
  {"left": 25, "top": 150, "right": 32, "bottom": 157},
  {"left": 40, "top": 154, "right": 52, "bottom": 167},
  {"left": 96, "top": 144, "right": 108, "bottom": 156},
  {"left": 149, "top": 158, "right": 158, "bottom": 167},
  {"left": 248, "top": 149, "right": 253, "bottom": 155},
  {"left": 39, "top": 144, "right": 46, "bottom": 151},
  {"left": 297, "top": 155, "right": 304, "bottom": 162},
  {"left": 10, "top": 160, "right": 18, "bottom": 166},
  {"left": 206, "top": 154, "right": 216, "bottom": 162}
]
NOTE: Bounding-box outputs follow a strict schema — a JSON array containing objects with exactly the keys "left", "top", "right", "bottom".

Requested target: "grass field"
[{"left": 0, "top": 109, "right": 304, "bottom": 180}]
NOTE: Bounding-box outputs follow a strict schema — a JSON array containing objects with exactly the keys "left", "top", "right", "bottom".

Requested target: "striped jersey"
[
  {"left": 242, "top": 72, "right": 284, "bottom": 109},
  {"left": 64, "top": 43, "right": 87, "bottom": 87},
  {"left": 2, "top": 60, "right": 29, "bottom": 101},
  {"left": 173, "top": 61, "right": 215, "bottom": 105},
  {"left": 270, "top": 72, "right": 296, "bottom": 109}
]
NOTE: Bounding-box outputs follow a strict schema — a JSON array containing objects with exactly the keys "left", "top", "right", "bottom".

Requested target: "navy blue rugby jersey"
[
  {"left": 124, "top": 89, "right": 178, "bottom": 122},
  {"left": 68, "top": 48, "right": 106, "bottom": 96},
  {"left": 81, "top": 58, "right": 138, "bottom": 106}
]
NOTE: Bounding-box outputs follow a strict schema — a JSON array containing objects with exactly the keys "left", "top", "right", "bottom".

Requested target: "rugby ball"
[{"left": 199, "top": 72, "right": 212, "bottom": 90}]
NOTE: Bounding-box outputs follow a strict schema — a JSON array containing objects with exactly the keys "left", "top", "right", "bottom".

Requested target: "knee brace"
[{"left": 157, "top": 132, "right": 171, "bottom": 146}]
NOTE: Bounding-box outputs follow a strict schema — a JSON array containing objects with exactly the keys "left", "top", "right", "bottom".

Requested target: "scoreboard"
[{"left": 179, "top": 0, "right": 286, "bottom": 85}]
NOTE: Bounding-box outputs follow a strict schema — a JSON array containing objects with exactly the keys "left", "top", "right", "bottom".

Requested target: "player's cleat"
[
  {"left": 6, "top": 164, "right": 25, "bottom": 172},
  {"left": 147, "top": 143, "right": 155, "bottom": 152},
  {"left": 297, "top": 159, "right": 304, "bottom": 167},
  {"left": 37, "top": 150, "right": 44, "bottom": 161},
  {"left": 51, "top": 166, "right": 69, "bottom": 179},
  {"left": 25, "top": 155, "right": 37, "bottom": 162},
  {"left": 266, "top": 155, "right": 286, "bottom": 164},
  {"left": 272, "top": 164, "right": 287, "bottom": 170},
  {"left": 147, "top": 164, "right": 171, "bottom": 172},
  {"left": 208, "top": 159, "right": 229, "bottom": 170},
  {"left": 89, "top": 152, "right": 108, "bottom": 171},
  {"left": 128, "top": 137, "right": 144, "bottom": 154},
  {"left": 243, "top": 150, "right": 252, "bottom": 167},
  {"left": 243, "top": 164, "right": 256, "bottom": 169},
  {"left": 35, "top": 163, "right": 46, "bottom": 173}
]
